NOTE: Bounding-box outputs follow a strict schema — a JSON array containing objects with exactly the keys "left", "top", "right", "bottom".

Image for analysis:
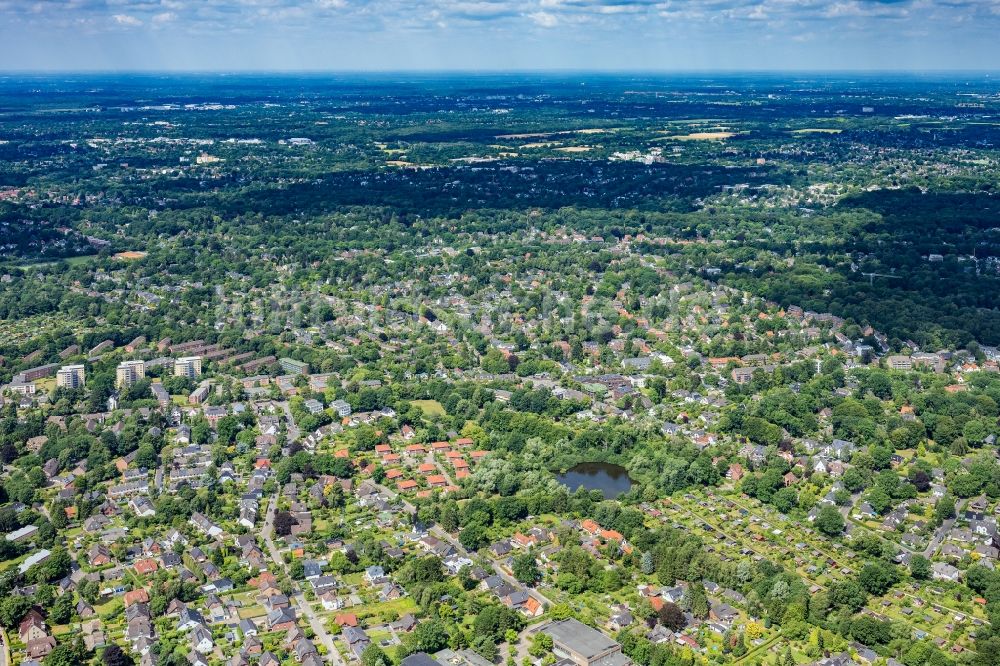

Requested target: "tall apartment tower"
[
  {"left": 56, "top": 364, "right": 86, "bottom": 389},
  {"left": 174, "top": 356, "right": 203, "bottom": 379},
  {"left": 116, "top": 360, "right": 146, "bottom": 388}
]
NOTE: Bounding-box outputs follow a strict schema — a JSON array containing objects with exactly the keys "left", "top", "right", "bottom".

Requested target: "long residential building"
[
  {"left": 151, "top": 382, "right": 170, "bottom": 407},
  {"left": 17, "top": 363, "right": 60, "bottom": 383},
  {"left": 279, "top": 357, "right": 310, "bottom": 375},
  {"left": 189, "top": 382, "right": 211, "bottom": 405}
]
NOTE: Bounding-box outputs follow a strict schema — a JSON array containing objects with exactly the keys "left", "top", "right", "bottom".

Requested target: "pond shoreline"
[{"left": 555, "top": 461, "right": 635, "bottom": 500}]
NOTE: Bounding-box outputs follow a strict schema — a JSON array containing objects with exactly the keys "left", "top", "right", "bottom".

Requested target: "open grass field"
[
  {"left": 411, "top": 399, "right": 446, "bottom": 416},
  {"left": 3, "top": 253, "right": 98, "bottom": 269},
  {"left": 342, "top": 572, "right": 364, "bottom": 586}
]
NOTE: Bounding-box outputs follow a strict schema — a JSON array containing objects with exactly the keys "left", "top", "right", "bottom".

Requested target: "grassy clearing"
[
  {"left": 411, "top": 399, "right": 446, "bottom": 417},
  {"left": 238, "top": 605, "right": 267, "bottom": 619},
  {"left": 95, "top": 598, "right": 124, "bottom": 616},
  {"left": 7, "top": 253, "right": 98, "bottom": 269},
  {"left": 67, "top": 254, "right": 100, "bottom": 265},
  {"left": 0, "top": 552, "right": 29, "bottom": 573},
  {"left": 350, "top": 597, "right": 418, "bottom": 621}
]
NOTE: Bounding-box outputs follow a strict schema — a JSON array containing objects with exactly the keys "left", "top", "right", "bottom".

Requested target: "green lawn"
[
  {"left": 96, "top": 598, "right": 124, "bottom": 617},
  {"left": 342, "top": 572, "right": 364, "bottom": 586},
  {"left": 5, "top": 254, "right": 98, "bottom": 269},
  {"left": 350, "top": 597, "right": 418, "bottom": 622},
  {"left": 411, "top": 400, "right": 446, "bottom": 417},
  {"left": 368, "top": 629, "right": 393, "bottom": 643},
  {"left": 0, "top": 552, "right": 29, "bottom": 573},
  {"left": 239, "top": 605, "right": 267, "bottom": 619}
]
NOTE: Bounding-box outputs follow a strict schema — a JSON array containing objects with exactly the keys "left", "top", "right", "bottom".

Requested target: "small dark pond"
[{"left": 556, "top": 462, "right": 634, "bottom": 499}]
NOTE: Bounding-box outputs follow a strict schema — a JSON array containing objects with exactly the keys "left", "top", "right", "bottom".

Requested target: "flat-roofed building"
[
  {"left": 331, "top": 399, "right": 352, "bottom": 417},
  {"left": 56, "top": 364, "right": 86, "bottom": 389},
  {"left": 279, "top": 357, "right": 309, "bottom": 375},
  {"left": 8, "top": 380, "right": 36, "bottom": 395},
  {"left": 541, "top": 619, "right": 631, "bottom": 666},
  {"left": 116, "top": 360, "right": 146, "bottom": 388},
  {"left": 174, "top": 356, "right": 203, "bottom": 379},
  {"left": 886, "top": 355, "right": 913, "bottom": 372}
]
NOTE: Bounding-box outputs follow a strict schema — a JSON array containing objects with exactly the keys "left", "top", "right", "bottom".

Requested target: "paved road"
[
  {"left": 262, "top": 493, "right": 344, "bottom": 665},
  {"left": 276, "top": 401, "right": 301, "bottom": 443},
  {"left": 924, "top": 517, "right": 956, "bottom": 558},
  {"left": 837, "top": 492, "right": 862, "bottom": 519},
  {"left": 425, "top": 450, "right": 455, "bottom": 486},
  {"left": 372, "top": 482, "right": 416, "bottom": 515}
]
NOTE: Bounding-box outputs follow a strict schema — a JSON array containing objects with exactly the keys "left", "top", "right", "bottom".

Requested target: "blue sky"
[{"left": 0, "top": 0, "right": 997, "bottom": 71}]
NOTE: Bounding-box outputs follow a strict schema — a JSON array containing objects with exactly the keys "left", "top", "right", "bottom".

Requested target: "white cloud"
[
  {"left": 258, "top": 5, "right": 307, "bottom": 20},
  {"left": 529, "top": 9, "right": 558, "bottom": 25},
  {"left": 0, "top": 0, "right": 996, "bottom": 62},
  {"left": 595, "top": 4, "right": 644, "bottom": 14},
  {"left": 112, "top": 13, "right": 142, "bottom": 25}
]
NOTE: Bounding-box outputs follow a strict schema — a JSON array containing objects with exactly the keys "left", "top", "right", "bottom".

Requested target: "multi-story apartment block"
[
  {"left": 116, "top": 360, "right": 146, "bottom": 388},
  {"left": 174, "top": 356, "right": 203, "bottom": 379},
  {"left": 56, "top": 364, "right": 86, "bottom": 389}
]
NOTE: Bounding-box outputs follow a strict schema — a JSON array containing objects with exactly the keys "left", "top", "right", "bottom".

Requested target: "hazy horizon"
[{"left": 1, "top": 1, "right": 999, "bottom": 73}]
